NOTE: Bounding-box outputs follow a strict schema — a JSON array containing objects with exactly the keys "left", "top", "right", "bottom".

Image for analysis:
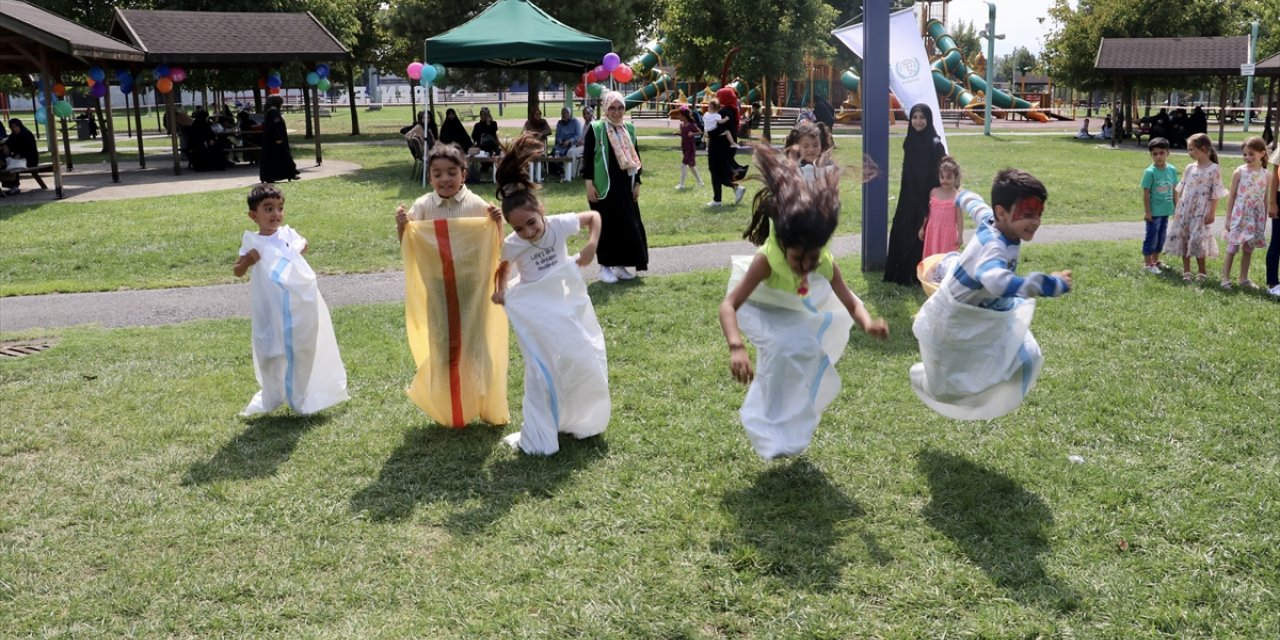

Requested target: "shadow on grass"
[
  {"left": 856, "top": 277, "right": 928, "bottom": 355},
  {"left": 917, "top": 448, "right": 1081, "bottom": 612},
  {"left": 1147, "top": 266, "right": 1279, "bottom": 301},
  {"left": 182, "top": 413, "right": 330, "bottom": 485},
  {"left": 349, "top": 426, "right": 607, "bottom": 533},
  {"left": 717, "top": 458, "right": 870, "bottom": 591}
]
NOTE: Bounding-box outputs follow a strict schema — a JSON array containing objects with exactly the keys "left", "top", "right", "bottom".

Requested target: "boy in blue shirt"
[{"left": 1141, "top": 137, "right": 1179, "bottom": 274}]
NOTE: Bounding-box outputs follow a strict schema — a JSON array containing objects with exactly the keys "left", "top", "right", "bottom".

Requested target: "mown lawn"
[
  {"left": 2, "top": 241, "right": 1275, "bottom": 638},
  {"left": 0, "top": 133, "right": 1248, "bottom": 296}
]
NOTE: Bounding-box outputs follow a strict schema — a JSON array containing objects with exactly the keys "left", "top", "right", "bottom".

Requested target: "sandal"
[
  {"left": 1195, "top": 273, "right": 1208, "bottom": 282},
  {"left": 1240, "top": 279, "right": 1259, "bottom": 290},
  {"left": 1182, "top": 272, "right": 1194, "bottom": 281}
]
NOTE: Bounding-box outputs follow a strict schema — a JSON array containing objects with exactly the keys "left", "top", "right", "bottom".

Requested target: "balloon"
[
  {"left": 35, "top": 107, "right": 48, "bottom": 124},
  {"left": 269, "top": 69, "right": 281, "bottom": 79},
  {"left": 90, "top": 83, "right": 107, "bottom": 98},
  {"left": 316, "top": 64, "right": 330, "bottom": 78},
  {"left": 53, "top": 83, "right": 66, "bottom": 97},
  {"left": 170, "top": 67, "right": 186, "bottom": 83},
  {"left": 116, "top": 70, "right": 132, "bottom": 84},
  {"left": 612, "top": 64, "right": 633, "bottom": 83},
  {"left": 155, "top": 64, "right": 170, "bottom": 79},
  {"left": 156, "top": 77, "right": 173, "bottom": 93},
  {"left": 593, "top": 65, "right": 606, "bottom": 81},
  {"left": 419, "top": 76, "right": 431, "bottom": 88},
  {"left": 587, "top": 83, "right": 604, "bottom": 98},
  {"left": 420, "top": 64, "right": 437, "bottom": 83},
  {"left": 88, "top": 66, "right": 106, "bottom": 82},
  {"left": 317, "top": 78, "right": 331, "bottom": 92},
  {"left": 602, "top": 52, "right": 620, "bottom": 72},
  {"left": 85, "top": 78, "right": 94, "bottom": 87},
  {"left": 266, "top": 76, "right": 282, "bottom": 89},
  {"left": 574, "top": 83, "right": 585, "bottom": 98},
  {"left": 269, "top": 87, "right": 280, "bottom": 95},
  {"left": 53, "top": 101, "right": 73, "bottom": 119},
  {"left": 257, "top": 77, "right": 267, "bottom": 89},
  {"left": 432, "top": 64, "right": 446, "bottom": 80},
  {"left": 406, "top": 62, "right": 423, "bottom": 80},
  {"left": 120, "top": 83, "right": 133, "bottom": 95},
  {"left": 306, "top": 71, "right": 320, "bottom": 86}
]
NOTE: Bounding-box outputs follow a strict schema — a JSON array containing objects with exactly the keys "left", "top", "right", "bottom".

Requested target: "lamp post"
[
  {"left": 1244, "top": 20, "right": 1258, "bottom": 132},
  {"left": 979, "top": 2, "right": 1003, "bottom": 136}
]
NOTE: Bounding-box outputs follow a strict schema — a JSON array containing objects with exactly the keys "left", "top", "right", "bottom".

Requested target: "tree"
[
  {"left": 996, "top": 47, "right": 1038, "bottom": 86},
  {"left": 946, "top": 20, "right": 982, "bottom": 62}
]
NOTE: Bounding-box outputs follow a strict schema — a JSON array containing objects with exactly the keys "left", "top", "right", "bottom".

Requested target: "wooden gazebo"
[
  {"left": 109, "top": 9, "right": 352, "bottom": 175},
  {"left": 0, "top": 0, "right": 145, "bottom": 197}
]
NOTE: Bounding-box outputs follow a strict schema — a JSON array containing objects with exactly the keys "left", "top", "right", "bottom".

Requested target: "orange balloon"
[
  {"left": 86, "top": 78, "right": 95, "bottom": 87},
  {"left": 156, "top": 77, "right": 174, "bottom": 93},
  {"left": 53, "top": 83, "right": 66, "bottom": 97}
]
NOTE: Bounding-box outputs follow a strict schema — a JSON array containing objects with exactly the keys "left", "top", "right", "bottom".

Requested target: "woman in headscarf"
[
  {"left": 471, "top": 107, "right": 500, "bottom": 155},
  {"left": 883, "top": 103, "right": 947, "bottom": 286},
  {"left": 582, "top": 91, "right": 648, "bottom": 283},
  {"left": 706, "top": 86, "right": 747, "bottom": 206},
  {"left": 1, "top": 118, "right": 39, "bottom": 195},
  {"left": 438, "top": 108, "right": 471, "bottom": 152},
  {"left": 258, "top": 96, "right": 300, "bottom": 183}
]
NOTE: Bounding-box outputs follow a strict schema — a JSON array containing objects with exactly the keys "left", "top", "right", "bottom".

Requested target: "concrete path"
[{"left": 1, "top": 222, "right": 1139, "bottom": 332}]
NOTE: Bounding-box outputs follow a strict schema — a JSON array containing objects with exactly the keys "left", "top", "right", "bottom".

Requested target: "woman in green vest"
[{"left": 583, "top": 91, "right": 648, "bottom": 284}]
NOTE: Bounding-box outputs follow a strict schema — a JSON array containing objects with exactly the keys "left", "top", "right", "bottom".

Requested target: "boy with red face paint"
[{"left": 909, "top": 169, "right": 1073, "bottom": 421}]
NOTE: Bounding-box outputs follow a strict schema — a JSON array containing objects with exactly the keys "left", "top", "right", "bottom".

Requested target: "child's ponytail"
[
  {"left": 494, "top": 133, "right": 544, "bottom": 215},
  {"left": 1187, "top": 133, "right": 1218, "bottom": 164},
  {"left": 743, "top": 143, "right": 841, "bottom": 251}
]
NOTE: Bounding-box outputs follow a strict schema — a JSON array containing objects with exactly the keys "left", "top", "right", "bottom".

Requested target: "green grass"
[
  {"left": 2, "top": 241, "right": 1276, "bottom": 637},
  {"left": 0, "top": 135, "right": 1248, "bottom": 296}
]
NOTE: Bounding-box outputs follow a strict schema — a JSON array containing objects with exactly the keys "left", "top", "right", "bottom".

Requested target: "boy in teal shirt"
[{"left": 1141, "top": 137, "right": 1179, "bottom": 273}]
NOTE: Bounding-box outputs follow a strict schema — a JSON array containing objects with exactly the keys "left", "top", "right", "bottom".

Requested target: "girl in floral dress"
[
  {"left": 1220, "top": 137, "right": 1270, "bottom": 289},
  {"left": 1166, "top": 133, "right": 1225, "bottom": 281}
]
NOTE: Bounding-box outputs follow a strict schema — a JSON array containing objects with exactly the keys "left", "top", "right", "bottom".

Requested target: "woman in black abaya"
[
  {"left": 259, "top": 97, "right": 299, "bottom": 183},
  {"left": 883, "top": 103, "right": 947, "bottom": 286}
]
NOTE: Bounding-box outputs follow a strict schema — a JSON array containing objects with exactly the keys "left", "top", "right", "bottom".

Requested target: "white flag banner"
[{"left": 833, "top": 7, "right": 947, "bottom": 147}]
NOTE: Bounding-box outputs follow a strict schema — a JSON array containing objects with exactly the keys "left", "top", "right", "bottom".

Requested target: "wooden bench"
[{"left": 0, "top": 162, "right": 55, "bottom": 193}]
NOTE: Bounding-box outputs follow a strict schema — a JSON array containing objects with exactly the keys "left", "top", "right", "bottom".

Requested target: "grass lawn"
[
  {"left": 2, "top": 241, "right": 1276, "bottom": 637},
  {"left": 0, "top": 134, "right": 1248, "bottom": 296}
]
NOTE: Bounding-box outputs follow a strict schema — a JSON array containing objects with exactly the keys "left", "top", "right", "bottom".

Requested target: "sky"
[{"left": 938, "top": 1, "right": 1067, "bottom": 58}]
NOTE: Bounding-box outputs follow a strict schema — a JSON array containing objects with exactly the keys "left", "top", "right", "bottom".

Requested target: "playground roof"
[
  {"left": 425, "top": 0, "right": 611, "bottom": 73},
  {"left": 1258, "top": 51, "right": 1280, "bottom": 72},
  {"left": 109, "top": 9, "right": 350, "bottom": 66},
  {"left": 1094, "top": 36, "right": 1278, "bottom": 76},
  {"left": 0, "top": 0, "right": 144, "bottom": 74}
]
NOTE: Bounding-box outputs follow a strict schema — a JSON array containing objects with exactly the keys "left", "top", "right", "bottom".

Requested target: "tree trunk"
[
  {"left": 346, "top": 63, "right": 360, "bottom": 136},
  {"left": 303, "top": 84, "right": 314, "bottom": 139}
]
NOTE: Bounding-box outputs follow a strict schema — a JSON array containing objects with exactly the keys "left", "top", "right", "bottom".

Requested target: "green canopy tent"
[{"left": 423, "top": 0, "right": 612, "bottom": 117}]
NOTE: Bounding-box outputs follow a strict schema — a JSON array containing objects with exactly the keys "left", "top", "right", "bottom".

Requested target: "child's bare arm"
[
  {"left": 831, "top": 265, "right": 889, "bottom": 340},
  {"left": 954, "top": 208, "right": 964, "bottom": 248},
  {"left": 719, "top": 254, "right": 771, "bottom": 384},
  {"left": 396, "top": 203, "right": 409, "bottom": 241},
  {"left": 575, "top": 211, "right": 602, "bottom": 266},
  {"left": 1224, "top": 170, "right": 1241, "bottom": 225},
  {"left": 1143, "top": 188, "right": 1153, "bottom": 222},
  {"left": 491, "top": 260, "right": 511, "bottom": 305},
  {"left": 233, "top": 249, "right": 259, "bottom": 278}
]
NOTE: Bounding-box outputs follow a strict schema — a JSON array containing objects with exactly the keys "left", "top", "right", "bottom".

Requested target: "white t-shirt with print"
[
  {"left": 239, "top": 225, "right": 305, "bottom": 257},
  {"left": 501, "top": 213, "right": 579, "bottom": 285}
]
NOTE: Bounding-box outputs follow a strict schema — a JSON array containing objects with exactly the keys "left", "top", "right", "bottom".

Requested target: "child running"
[
  {"left": 1166, "top": 133, "right": 1225, "bottom": 281},
  {"left": 1141, "top": 137, "right": 1179, "bottom": 273},
  {"left": 920, "top": 155, "right": 964, "bottom": 257},
  {"left": 1220, "top": 137, "right": 1270, "bottom": 289},
  {"left": 233, "top": 184, "right": 348, "bottom": 416},
  {"left": 910, "top": 169, "right": 1072, "bottom": 421},
  {"left": 395, "top": 142, "right": 510, "bottom": 428},
  {"left": 784, "top": 121, "right": 833, "bottom": 183},
  {"left": 675, "top": 105, "right": 705, "bottom": 190},
  {"left": 491, "top": 134, "right": 609, "bottom": 455},
  {"left": 719, "top": 145, "right": 889, "bottom": 460}
]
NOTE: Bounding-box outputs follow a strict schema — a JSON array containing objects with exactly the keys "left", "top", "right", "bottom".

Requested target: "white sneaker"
[
  {"left": 734, "top": 185, "right": 747, "bottom": 205},
  {"left": 1145, "top": 265, "right": 1161, "bottom": 274},
  {"left": 674, "top": 184, "right": 686, "bottom": 190},
  {"left": 612, "top": 266, "right": 635, "bottom": 280},
  {"left": 597, "top": 266, "right": 618, "bottom": 283},
  {"left": 706, "top": 201, "right": 722, "bottom": 207},
  {"left": 1269, "top": 284, "right": 1280, "bottom": 297}
]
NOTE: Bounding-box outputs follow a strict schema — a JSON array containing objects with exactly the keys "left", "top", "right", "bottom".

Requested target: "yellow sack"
[{"left": 402, "top": 218, "right": 509, "bottom": 427}]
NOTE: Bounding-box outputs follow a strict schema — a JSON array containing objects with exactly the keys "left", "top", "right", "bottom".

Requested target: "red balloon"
[
  {"left": 258, "top": 77, "right": 267, "bottom": 89},
  {"left": 268, "top": 87, "right": 281, "bottom": 95},
  {"left": 574, "top": 83, "right": 585, "bottom": 98},
  {"left": 612, "top": 65, "right": 633, "bottom": 83}
]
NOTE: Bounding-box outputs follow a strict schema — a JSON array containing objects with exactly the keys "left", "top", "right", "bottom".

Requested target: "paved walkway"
[{"left": 1, "top": 222, "right": 1139, "bottom": 331}]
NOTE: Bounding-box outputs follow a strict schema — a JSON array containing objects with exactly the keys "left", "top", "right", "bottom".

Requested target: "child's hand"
[
  {"left": 491, "top": 290, "right": 505, "bottom": 305},
  {"left": 863, "top": 318, "right": 890, "bottom": 341},
  {"left": 586, "top": 181, "right": 599, "bottom": 203},
  {"left": 729, "top": 345, "right": 754, "bottom": 384},
  {"left": 576, "top": 242, "right": 597, "bottom": 267},
  {"left": 245, "top": 249, "right": 260, "bottom": 265},
  {"left": 918, "top": 226, "right": 926, "bottom": 241},
  {"left": 487, "top": 204, "right": 502, "bottom": 223},
  {"left": 1144, "top": 212, "right": 1152, "bottom": 222},
  {"left": 395, "top": 204, "right": 408, "bottom": 226},
  {"left": 1053, "top": 270, "right": 1073, "bottom": 289},
  {"left": 1205, "top": 212, "right": 1215, "bottom": 225}
]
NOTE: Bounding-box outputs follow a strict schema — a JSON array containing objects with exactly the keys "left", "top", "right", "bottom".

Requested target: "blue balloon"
[
  {"left": 316, "top": 64, "right": 330, "bottom": 78},
  {"left": 116, "top": 70, "right": 133, "bottom": 84},
  {"left": 34, "top": 107, "right": 48, "bottom": 124},
  {"left": 120, "top": 83, "right": 134, "bottom": 95},
  {"left": 420, "top": 76, "right": 431, "bottom": 88},
  {"left": 155, "top": 64, "right": 170, "bottom": 79},
  {"left": 266, "top": 76, "right": 282, "bottom": 89},
  {"left": 88, "top": 66, "right": 106, "bottom": 82},
  {"left": 306, "top": 71, "right": 320, "bottom": 86}
]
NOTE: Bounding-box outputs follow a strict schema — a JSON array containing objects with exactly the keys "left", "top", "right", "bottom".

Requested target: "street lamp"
[{"left": 979, "top": 2, "right": 1004, "bottom": 136}]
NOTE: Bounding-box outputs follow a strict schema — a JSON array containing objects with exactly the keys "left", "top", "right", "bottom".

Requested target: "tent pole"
[
  {"left": 167, "top": 89, "right": 181, "bottom": 175},
  {"left": 313, "top": 84, "right": 322, "bottom": 166},
  {"left": 103, "top": 78, "right": 119, "bottom": 183},
  {"left": 133, "top": 71, "right": 146, "bottom": 168}
]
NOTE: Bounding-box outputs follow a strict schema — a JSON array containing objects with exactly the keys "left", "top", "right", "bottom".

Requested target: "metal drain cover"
[{"left": 0, "top": 339, "right": 57, "bottom": 359}]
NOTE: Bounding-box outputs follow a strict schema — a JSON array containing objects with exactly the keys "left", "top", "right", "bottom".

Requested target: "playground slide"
[{"left": 624, "top": 41, "right": 677, "bottom": 109}]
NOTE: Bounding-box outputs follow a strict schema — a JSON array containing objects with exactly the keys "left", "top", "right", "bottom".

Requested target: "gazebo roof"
[
  {"left": 425, "top": 0, "right": 611, "bottom": 72},
  {"left": 109, "top": 9, "right": 350, "bottom": 66},
  {"left": 1094, "top": 36, "right": 1262, "bottom": 76},
  {"left": 0, "top": 0, "right": 144, "bottom": 74},
  {"left": 1258, "top": 51, "right": 1280, "bottom": 71}
]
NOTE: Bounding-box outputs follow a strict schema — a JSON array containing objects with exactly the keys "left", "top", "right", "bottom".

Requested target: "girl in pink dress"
[
  {"left": 920, "top": 156, "right": 963, "bottom": 257},
  {"left": 1220, "top": 137, "right": 1270, "bottom": 289},
  {"left": 675, "top": 105, "right": 705, "bottom": 190},
  {"left": 1166, "top": 133, "right": 1225, "bottom": 281}
]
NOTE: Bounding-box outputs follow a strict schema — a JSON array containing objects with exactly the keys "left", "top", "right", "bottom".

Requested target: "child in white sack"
[{"left": 233, "top": 185, "right": 348, "bottom": 416}]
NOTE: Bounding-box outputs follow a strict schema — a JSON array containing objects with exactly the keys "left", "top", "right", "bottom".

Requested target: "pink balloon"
[
  {"left": 407, "top": 62, "right": 423, "bottom": 80},
  {"left": 593, "top": 65, "right": 605, "bottom": 81},
  {"left": 170, "top": 67, "right": 186, "bottom": 83}
]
